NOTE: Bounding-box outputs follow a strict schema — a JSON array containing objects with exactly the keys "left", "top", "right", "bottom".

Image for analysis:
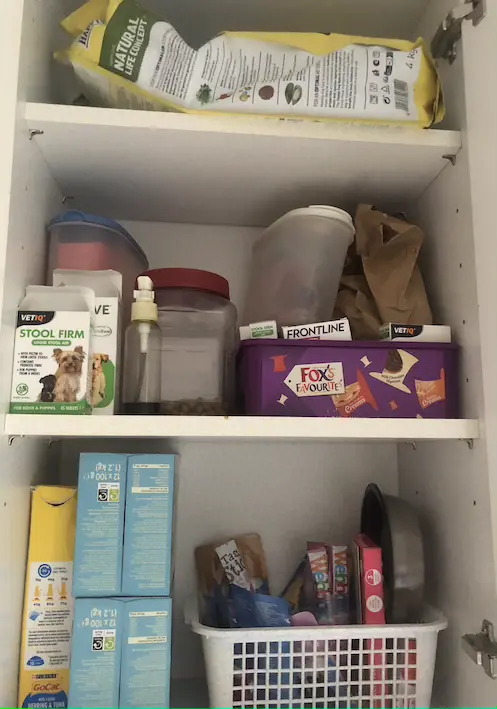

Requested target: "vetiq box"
[
  {"left": 380, "top": 323, "right": 451, "bottom": 343},
  {"left": 239, "top": 340, "right": 458, "bottom": 418},
  {"left": 10, "top": 286, "right": 94, "bottom": 414}
]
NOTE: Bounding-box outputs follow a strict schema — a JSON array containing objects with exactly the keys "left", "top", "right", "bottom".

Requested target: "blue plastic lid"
[{"left": 48, "top": 211, "right": 148, "bottom": 266}]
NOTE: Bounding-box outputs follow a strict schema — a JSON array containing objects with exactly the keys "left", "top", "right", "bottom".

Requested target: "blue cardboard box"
[
  {"left": 74, "top": 454, "right": 175, "bottom": 597},
  {"left": 69, "top": 597, "right": 123, "bottom": 708},
  {"left": 122, "top": 455, "right": 175, "bottom": 596},
  {"left": 69, "top": 597, "right": 172, "bottom": 709},
  {"left": 73, "top": 454, "right": 128, "bottom": 597},
  {"left": 120, "top": 597, "right": 172, "bottom": 708}
]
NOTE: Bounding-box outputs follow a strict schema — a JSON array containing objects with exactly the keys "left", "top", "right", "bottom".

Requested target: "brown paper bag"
[
  {"left": 334, "top": 274, "right": 382, "bottom": 340},
  {"left": 335, "top": 205, "right": 432, "bottom": 338}
]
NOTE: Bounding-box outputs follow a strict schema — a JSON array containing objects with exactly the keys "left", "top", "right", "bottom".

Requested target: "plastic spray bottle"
[{"left": 122, "top": 276, "right": 161, "bottom": 414}]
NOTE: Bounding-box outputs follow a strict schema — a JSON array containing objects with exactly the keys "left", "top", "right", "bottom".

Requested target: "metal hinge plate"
[
  {"left": 462, "top": 619, "right": 497, "bottom": 679},
  {"left": 431, "top": 0, "right": 486, "bottom": 63}
]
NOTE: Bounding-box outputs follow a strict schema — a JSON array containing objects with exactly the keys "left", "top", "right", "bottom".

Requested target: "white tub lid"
[{"left": 289, "top": 205, "right": 355, "bottom": 231}]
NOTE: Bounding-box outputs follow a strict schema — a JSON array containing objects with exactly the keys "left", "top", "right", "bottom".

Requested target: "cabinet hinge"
[
  {"left": 431, "top": 0, "right": 485, "bottom": 63},
  {"left": 462, "top": 619, "right": 497, "bottom": 679}
]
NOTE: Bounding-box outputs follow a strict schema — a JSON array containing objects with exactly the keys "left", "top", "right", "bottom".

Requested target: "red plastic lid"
[{"left": 143, "top": 268, "right": 230, "bottom": 299}]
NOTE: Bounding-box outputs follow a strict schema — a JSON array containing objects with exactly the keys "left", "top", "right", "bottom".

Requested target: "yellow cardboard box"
[{"left": 18, "top": 486, "right": 77, "bottom": 709}]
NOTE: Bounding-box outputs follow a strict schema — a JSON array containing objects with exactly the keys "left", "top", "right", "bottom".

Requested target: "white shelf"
[
  {"left": 5, "top": 414, "right": 479, "bottom": 442},
  {"left": 24, "top": 103, "right": 461, "bottom": 226}
]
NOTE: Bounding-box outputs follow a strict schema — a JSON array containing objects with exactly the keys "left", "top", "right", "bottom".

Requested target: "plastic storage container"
[
  {"left": 47, "top": 211, "right": 149, "bottom": 323},
  {"left": 187, "top": 597, "right": 447, "bottom": 709},
  {"left": 144, "top": 268, "right": 238, "bottom": 414},
  {"left": 239, "top": 340, "right": 458, "bottom": 418},
  {"left": 244, "top": 206, "right": 355, "bottom": 327}
]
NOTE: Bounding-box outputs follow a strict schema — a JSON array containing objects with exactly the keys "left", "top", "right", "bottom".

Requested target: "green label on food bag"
[{"left": 100, "top": 0, "right": 155, "bottom": 83}]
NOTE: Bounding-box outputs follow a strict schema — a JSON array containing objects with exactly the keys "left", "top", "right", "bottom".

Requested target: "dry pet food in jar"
[{"left": 144, "top": 268, "right": 238, "bottom": 415}]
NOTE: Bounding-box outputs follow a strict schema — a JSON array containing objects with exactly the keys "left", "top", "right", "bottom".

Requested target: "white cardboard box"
[
  {"left": 379, "top": 323, "right": 451, "bottom": 343},
  {"left": 282, "top": 318, "right": 352, "bottom": 341},
  {"left": 54, "top": 270, "right": 122, "bottom": 414}
]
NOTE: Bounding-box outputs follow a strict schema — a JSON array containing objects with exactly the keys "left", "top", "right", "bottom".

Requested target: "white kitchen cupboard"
[{"left": 1, "top": 0, "right": 497, "bottom": 707}]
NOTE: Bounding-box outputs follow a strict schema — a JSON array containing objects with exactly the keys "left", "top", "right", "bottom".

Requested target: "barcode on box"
[{"left": 394, "top": 79, "right": 409, "bottom": 112}]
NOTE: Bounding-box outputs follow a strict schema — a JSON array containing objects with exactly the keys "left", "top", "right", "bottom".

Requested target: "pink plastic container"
[{"left": 47, "top": 211, "right": 148, "bottom": 323}]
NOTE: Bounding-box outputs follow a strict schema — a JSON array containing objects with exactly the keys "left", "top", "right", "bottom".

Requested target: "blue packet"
[{"left": 230, "top": 586, "right": 291, "bottom": 628}]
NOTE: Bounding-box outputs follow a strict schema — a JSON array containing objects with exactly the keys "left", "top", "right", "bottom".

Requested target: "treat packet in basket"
[
  {"left": 195, "top": 533, "right": 270, "bottom": 627},
  {"left": 57, "top": 0, "right": 444, "bottom": 127}
]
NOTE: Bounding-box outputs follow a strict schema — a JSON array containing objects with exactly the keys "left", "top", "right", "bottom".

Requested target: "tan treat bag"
[
  {"left": 335, "top": 205, "right": 432, "bottom": 338},
  {"left": 196, "top": 533, "right": 269, "bottom": 593},
  {"left": 334, "top": 274, "right": 383, "bottom": 340}
]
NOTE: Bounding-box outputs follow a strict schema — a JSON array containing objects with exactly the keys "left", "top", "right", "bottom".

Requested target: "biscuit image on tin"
[
  {"left": 385, "top": 349, "right": 403, "bottom": 373},
  {"left": 415, "top": 368, "right": 446, "bottom": 409},
  {"left": 369, "top": 349, "right": 419, "bottom": 394}
]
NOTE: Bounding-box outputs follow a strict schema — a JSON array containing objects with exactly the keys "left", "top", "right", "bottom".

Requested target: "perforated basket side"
[{"left": 186, "top": 599, "right": 447, "bottom": 709}]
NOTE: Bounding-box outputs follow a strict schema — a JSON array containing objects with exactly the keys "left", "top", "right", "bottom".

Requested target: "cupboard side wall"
[
  {"left": 399, "top": 17, "right": 497, "bottom": 706},
  {"left": 0, "top": 3, "right": 65, "bottom": 705}
]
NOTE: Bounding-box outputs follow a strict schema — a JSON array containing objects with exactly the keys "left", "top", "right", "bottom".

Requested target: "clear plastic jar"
[
  {"left": 144, "top": 268, "right": 238, "bottom": 415},
  {"left": 244, "top": 206, "right": 355, "bottom": 326}
]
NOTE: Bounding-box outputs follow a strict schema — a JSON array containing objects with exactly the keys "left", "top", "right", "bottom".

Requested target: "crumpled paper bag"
[{"left": 334, "top": 205, "right": 432, "bottom": 339}]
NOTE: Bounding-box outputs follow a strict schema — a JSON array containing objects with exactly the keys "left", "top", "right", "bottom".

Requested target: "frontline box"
[{"left": 282, "top": 318, "right": 352, "bottom": 341}]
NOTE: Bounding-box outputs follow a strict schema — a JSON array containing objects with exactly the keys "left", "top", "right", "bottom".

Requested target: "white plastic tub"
[
  {"left": 186, "top": 599, "right": 447, "bottom": 709},
  {"left": 244, "top": 206, "right": 355, "bottom": 327}
]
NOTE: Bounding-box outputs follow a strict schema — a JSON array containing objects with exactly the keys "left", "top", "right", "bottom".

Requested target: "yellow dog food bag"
[
  {"left": 57, "top": 0, "right": 444, "bottom": 127},
  {"left": 18, "top": 486, "right": 77, "bottom": 709}
]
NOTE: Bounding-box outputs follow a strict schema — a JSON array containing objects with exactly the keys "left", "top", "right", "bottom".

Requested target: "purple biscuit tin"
[{"left": 239, "top": 340, "right": 458, "bottom": 418}]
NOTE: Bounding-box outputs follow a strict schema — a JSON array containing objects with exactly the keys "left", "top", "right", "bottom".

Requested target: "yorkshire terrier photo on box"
[
  {"left": 91, "top": 353, "right": 109, "bottom": 407},
  {"left": 53, "top": 346, "right": 86, "bottom": 403}
]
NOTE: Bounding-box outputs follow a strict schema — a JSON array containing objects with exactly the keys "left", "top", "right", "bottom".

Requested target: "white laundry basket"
[{"left": 187, "top": 600, "right": 447, "bottom": 709}]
